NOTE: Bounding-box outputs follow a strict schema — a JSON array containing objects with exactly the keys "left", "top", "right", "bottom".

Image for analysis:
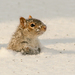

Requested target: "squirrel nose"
[
  {"left": 42, "top": 25, "right": 47, "bottom": 31},
  {"left": 43, "top": 25, "right": 46, "bottom": 30}
]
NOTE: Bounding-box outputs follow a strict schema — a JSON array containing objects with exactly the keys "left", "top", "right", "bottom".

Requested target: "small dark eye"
[{"left": 31, "top": 24, "right": 35, "bottom": 27}]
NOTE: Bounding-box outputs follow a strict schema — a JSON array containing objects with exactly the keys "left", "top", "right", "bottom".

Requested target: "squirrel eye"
[{"left": 31, "top": 24, "right": 35, "bottom": 27}]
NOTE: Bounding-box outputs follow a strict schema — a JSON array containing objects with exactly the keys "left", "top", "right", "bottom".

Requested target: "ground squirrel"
[{"left": 7, "top": 15, "right": 46, "bottom": 55}]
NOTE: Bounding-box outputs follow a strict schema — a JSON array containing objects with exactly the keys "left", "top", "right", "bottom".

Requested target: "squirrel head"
[{"left": 20, "top": 15, "right": 46, "bottom": 38}]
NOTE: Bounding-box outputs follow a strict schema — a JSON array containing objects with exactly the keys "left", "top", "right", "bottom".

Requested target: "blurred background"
[{"left": 0, "top": 0, "right": 75, "bottom": 22}]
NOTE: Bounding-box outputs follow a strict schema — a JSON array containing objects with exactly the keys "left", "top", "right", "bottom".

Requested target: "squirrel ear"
[
  {"left": 28, "top": 15, "right": 32, "bottom": 19},
  {"left": 20, "top": 17, "right": 26, "bottom": 28}
]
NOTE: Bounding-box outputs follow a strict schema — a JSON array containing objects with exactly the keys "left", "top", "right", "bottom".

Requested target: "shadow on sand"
[
  {"left": 40, "top": 38, "right": 75, "bottom": 45},
  {"left": 41, "top": 38, "right": 75, "bottom": 54},
  {"left": 0, "top": 38, "right": 75, "bottom": 54},
  {"left": 0, "top": 44, "right": 7, "bottom": 49}
]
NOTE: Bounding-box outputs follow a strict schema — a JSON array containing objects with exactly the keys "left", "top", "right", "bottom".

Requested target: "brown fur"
[{"left": 7, "top": 15, "right": 46, "bottom": 55}]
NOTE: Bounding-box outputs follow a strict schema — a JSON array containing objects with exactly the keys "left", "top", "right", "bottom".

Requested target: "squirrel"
[{"left": 7, "top": 15, "right": 46, "bottom": 55}]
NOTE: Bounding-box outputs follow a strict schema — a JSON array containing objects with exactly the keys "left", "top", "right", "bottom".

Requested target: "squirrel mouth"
[{"left": 38, "top": 31, "right": 44, "bottom": 35}]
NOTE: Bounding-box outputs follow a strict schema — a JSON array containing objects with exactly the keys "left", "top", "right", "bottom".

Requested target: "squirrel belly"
[{"left": 7, "top": 15, "right": 46, "bottom": 55}]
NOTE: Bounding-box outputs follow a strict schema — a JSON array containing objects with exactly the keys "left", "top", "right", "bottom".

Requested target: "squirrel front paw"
[{"left": 21, "top": 47, "right": 41, "bottom": 55}]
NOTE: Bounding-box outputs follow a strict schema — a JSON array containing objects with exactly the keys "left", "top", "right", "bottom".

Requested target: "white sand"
[{"left": 0, "top": 0, "right": 75, "bottom": 75}]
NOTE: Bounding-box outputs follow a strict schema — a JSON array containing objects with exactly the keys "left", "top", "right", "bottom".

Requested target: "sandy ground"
[{"left": 0, "top": 0, "right": 75, "bottom": 75}]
